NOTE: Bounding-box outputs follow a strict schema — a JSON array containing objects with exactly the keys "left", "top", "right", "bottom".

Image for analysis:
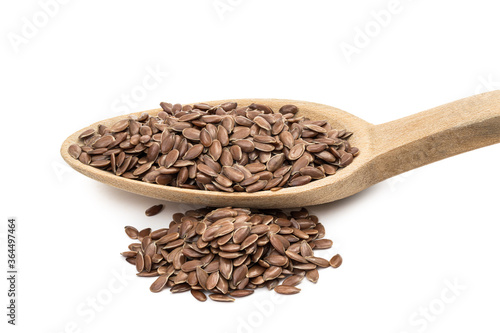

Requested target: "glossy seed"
[
  {"left": 145, "top": 204, "right": 163, "bottom": 216},
  {"left": 191, "top": 289, "right": 207, "bottom": 302},
  {"left": 274, "top": 285, "right": 301, "bottom": 295},
  {"left": 122, "top": 206, "right": 339, "bottom": 302},
  {"left": 73, "top": 102, "right": 357, "bottom": 193},
  {"left": 209, "top": 294, "right": 235, "bottom": 302},
  {"left": 329, "top": 254, "right": 343, "bottom": 268}
]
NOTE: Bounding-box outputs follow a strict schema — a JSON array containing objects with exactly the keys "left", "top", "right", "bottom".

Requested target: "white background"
[{"left": 1, "top": 0, "right": 499, "bottom": 332}]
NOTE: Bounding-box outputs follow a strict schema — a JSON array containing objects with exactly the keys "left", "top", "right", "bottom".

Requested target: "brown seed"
[
  {"left": 136, "top": 230, "right": 151, "bottom": 243},
  {"left": 124, "top": 226, "right": 139, "bottom": 239},
  {"left": 123, "top": 206, "right": 339, "bottom": 300},
  {"left": 288, "top": 143, "right": 305, "bottom": 160},
  {"left": 209, "top": 140, "right": 222, "bottom": 161},
  {"left": 292, "top": 228, "right": 309, "bottom": 240},
  {"left": 220, "top": 149, "right": 233, "bottom": 167},
  {"left": 142, "top": 203, "right": 163, "bottom": 216},
  {"left": 230, "top": 289, "right": 254, "bottom": 297},
  {"left": 245, "top": 180, "right": 268, "bottom": 193},
  {"left": 164, "top": 149, "right": 180, "bottom": 168},
  {"left": 182, "top": 127, "right": 201, "bottom": 141},
  {"left": 93, "top": 135, "right": 115, "bottom": 148},
  {"left": 233, "top": 226, "right": 251, "bottom": 244},
  {"left": 269, "top": 233, "right": 286, "bottom": 254},
  {"left": 137, "top": 271, "right": 159, "bottom": 277},
  {"left": 76, "top": 101, "right": 357, "bottom": 192},
  {"left": 156, "top": 232, "right": 179, "bottom": 245},
  {"left": 285, "top": 250, "right": 308, "bottom": 263},
  {"left": 170, "top": 283, "right": 191, "bottom": 293},
  {"left": 110, "top": 119, "right": 129, "bottom": 132},
  {"left": 219, "top": 251, "right": 242, "bottom": 259},
  {"left": 150, "top": 228, "right": 168, "bottom": 240},
  {"left": 315, "top": 150, "right": 336, "bottom": 163},
  {"left": 209, "top": 294, "right": 235, "bottom": 302},
  {"left": 78, "top": 128, "right": 95, "bottom": 139},
  {"left": 279, "top": 105, "right": 299, "bottom": 115},
  {"left": 306, "top": 269, "right": 319, "bottom": 283},
  {"left": 267, "top": 153, "right": 285, "bottom": 172},
  {"left": 263, "top": 266, "right": 282, "bottom": 281},
  {"left": 196, "top": 266, "right": 209, "bottom": 290},
  {"left": 232, "top": 265, "right": 249, "bottom": 286},
  {"left": 305, "top": 256, "right": 330, "bottom": 268},
  {"left": 234, "top": 139, "right": 255, "bottom": 153},
  {"left": 282, "top": 274, "right": 305, "bottom": 287},
  {"left": 229, "top": 145, "right": 243, "bottom": 161},
  {"left": 136, "top": 252, "right": 144, "bottom": 272},
  {"left": 219, "top": 257, "right": 233, "bottom": 280},
  {"left": 253, "top": 116, "right": 271, "bottom": 130},
  {"left": 160, "top": 132, "right": 175, "bottom": 154},
  {"left": 265, "top": 255, "right": 288, "bottom": 266},
  {"left": 181, "top": 260, "right": 202, "bottom": 272},
  {"left": 299, "top": 166, "right": 325, "bottom": 179},
  {"left": 68, "top": 144, "right": 82, "bottom": 159},
  {"left": 190, "top": 289, "right": 207, "bottom": 302},
  {"left": 289, "top": 175, "right": 312, "bottom": 187},
  {"left": 293, "top": 263, "right": 317, "bottom": 270},
  {"left": 183, "top": 144, "right": 204, "bottom": 160},
  {"left": 329, "top": 254, "right": 343, "bottom": 268},
  {"left": 240, "top": 234, "right": 259, "bottom": 250},
  {"left": 274, "top": 285, "right": 301, "bottom": 295},
  {"left": 120, "top": 251, "right": 137, "bottom": 258},
  {"left": 215, "top": 174, "right": 233, "bottom": 188},
  {"left": 222, "top": 166, "right": 245, "bottom": 183},
  {"left": 150, "top": 274, "right": 168, "bottom": 292},
  {"left": 90, "top": 159, "right": 110, "bottom": 167},
  {"left": 198, "top": 163, "right": 218, "bottom": 177},
  {"left": 311, "top": 239, "right": 332, "bottom": 249},
  {"left": 230, "top": 127, "right": 251, "bottom": 140},
  {"left": 199, "top": 129, "right": 212, "bottom": 148},
  {"left": 78, "top": 152, "right": 91, "bottom": 164},
  {"left": 304, "top": 124, "right": 327, "bottom": 133},
  {"left": 206, "top": 271, "right": 220, "bottom": 290},
  {"left": 300, "top": 241, "right": 314, "bottom": 257}
]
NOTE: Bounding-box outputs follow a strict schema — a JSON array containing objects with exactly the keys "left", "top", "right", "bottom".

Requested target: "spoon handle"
[{"left": 371, "top": 90, "right": 500, "bottom": 182}]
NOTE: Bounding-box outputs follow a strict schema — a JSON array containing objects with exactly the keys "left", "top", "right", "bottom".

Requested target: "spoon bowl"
[{"left": 61, "top": 92, "right": 500, "bottom": 208}]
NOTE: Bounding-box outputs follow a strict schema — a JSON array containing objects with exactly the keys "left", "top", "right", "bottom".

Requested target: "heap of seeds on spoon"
[
  {"left": 122, "top": 206, "right": 342, "bottom": 302},
  {"left": 68, "top": 101, "right": 359, "bottom": 192}
]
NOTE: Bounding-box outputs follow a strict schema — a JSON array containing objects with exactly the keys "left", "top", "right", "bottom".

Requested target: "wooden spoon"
[{"left": 61, "top": 91, "right": 500, "bottom": 208}]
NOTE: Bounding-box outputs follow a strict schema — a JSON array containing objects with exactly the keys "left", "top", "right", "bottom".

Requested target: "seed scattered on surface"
[
  {"left": 274, "top": 285, "right": 301, "bottom": 295},
  {"left": 329, "top": 254, "right": 343, "bottom": 268},
  {"left": 230, "top": 289, "right": 255, "bottom": 297},
  {"left": 191, "top": 289, "right": 207, "bottom": 302},
  {"left": 306, "top": 269, "right": 319, "bottom": 283},
  {"left": 209, "top": 294, "right": 235, "bottom": 302},
  {"left": 71, "top": 102, "right": 358, "bottom": 193},
  {"left": 124, "top": 226, "right": 139, "bottom": 239},
  {"left": 122, "top": 206, "right": 342, "bottom": 302},
  {"left": 145, "top": 204, "right": 164, "bottom": 216}
]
